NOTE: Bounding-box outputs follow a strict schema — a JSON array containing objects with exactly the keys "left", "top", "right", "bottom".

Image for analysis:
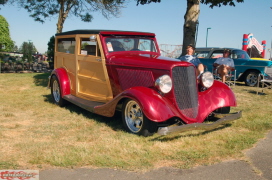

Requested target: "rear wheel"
[
  {"left": 122, "top": 99, "right": 157, "bottom": 136},
  {"left": 51, "top": 75, "right": 66, "bottom": 107},
  {"left": 244, "top": 71, "right": 259, "bottom": 87}
]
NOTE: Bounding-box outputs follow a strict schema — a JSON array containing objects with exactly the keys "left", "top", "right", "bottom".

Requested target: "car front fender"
[
  {"left": 198, "top": 80, "right": 237, "bottom": 117},
  {"left": 94, "top": 86, "right": 178, "bottom": 122}
]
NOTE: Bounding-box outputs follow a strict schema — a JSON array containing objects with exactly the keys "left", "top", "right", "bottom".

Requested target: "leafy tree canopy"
[
  {"left": 0, "top": 15, "right": 14, "bottom": 52},
  {"left": 136, "top": 0, "right": 243, "bottom": 8},
  {"left": 0, "top": 0, "right": 8, "bottom": 5},
  {"left": 47, "top": 36, "right": 55, "bottom": 62},
  {"left": 18, "top": 0, "right": 126, "bottom": 33}
]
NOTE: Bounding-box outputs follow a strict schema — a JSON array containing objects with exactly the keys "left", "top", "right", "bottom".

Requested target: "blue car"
[{"left": 193, "top": 47, "right": 272, "bottom": 86}]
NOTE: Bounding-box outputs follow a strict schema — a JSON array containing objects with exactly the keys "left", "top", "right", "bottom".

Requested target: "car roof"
[{"left": 55, "top": 29, "right": 155, "bottom": 37}]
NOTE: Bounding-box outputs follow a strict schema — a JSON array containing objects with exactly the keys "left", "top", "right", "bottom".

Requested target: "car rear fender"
[{"left": 49, "top": 68, "right": 71, "bottom": 97}]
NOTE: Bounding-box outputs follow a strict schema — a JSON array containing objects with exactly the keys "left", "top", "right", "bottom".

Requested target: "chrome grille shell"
[{"left": 172, "top": 66, "right": 198, "bottom": 119}]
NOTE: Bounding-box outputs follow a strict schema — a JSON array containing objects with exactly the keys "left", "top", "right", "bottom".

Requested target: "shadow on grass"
[
  {"left": 242, "top": 88, "right": 269, "bottom": 95},
  {"left": 151, "top": 124, "right": 232, "bottom": 142},
  {"left": 33, "top": 73, "right": 51, "bottom": 87},
  {"left": 43, "top": 94, "right": 124, "bottom": 132},
  {"left": 43, "top": 93, "right": 234, "bottom": 140}
]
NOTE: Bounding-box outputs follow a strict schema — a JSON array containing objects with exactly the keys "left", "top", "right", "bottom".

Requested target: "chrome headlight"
[
  {"left": 200, "top": 71, "right": 214, "bottom": 88},
  {"left": 155, "top": 75, "right": 172, "bottom": 94}
]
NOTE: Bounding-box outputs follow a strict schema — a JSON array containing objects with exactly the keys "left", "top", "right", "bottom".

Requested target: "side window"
[
  {"left": 80, "top": 37, "right": 101, "bottom": 56},
  {"left": 57, "top": 38, "right": 76, "bottom": 54}
]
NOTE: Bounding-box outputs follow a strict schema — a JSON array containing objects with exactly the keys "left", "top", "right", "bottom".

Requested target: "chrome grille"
[{"left": 172, "top": 66, "right": 198, "bottom": 119}]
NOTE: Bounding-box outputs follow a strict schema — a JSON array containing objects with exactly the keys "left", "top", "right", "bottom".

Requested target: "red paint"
[{"left": 51, "top": 68, "right": 70, "bottom": 97}]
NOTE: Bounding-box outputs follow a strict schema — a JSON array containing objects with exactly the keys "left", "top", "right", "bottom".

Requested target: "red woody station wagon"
[{"left": 47, "top": 29, "right": 241, "bottom": 136}]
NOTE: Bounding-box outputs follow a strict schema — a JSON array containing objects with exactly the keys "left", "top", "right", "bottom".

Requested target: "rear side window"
[
  {"left": 231, "top": 50, "right": 250, "bottom": 59},
  {"left": 57, "top": 38, "right": 76, "bottom": 54}
]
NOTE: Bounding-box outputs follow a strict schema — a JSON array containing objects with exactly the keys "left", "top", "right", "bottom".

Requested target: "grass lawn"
[{"left": 0, "top": 72, "right": 271, "bottom": 171}]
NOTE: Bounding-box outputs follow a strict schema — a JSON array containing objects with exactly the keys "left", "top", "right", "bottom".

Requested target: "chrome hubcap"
[
  {"left": 52, "top": 80, "right": 60, "bottom": 102},
  {"left": 246, "top": 73, "right": 257, "bottom": 86},
  {"left": 125, "top": 100, "right": 143, "bottom": 133}
]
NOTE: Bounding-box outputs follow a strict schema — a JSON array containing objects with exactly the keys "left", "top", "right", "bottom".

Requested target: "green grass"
[{"left": 0, "top": 73, "right": 271, "bottom": 171}]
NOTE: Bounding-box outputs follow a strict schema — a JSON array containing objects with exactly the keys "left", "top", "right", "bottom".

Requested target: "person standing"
[
  {"left": 213, "top": 49, "right": 235, "bottom": 83},
  {"left": 179, "top": 44, "right": 204, "bottom": 77}
]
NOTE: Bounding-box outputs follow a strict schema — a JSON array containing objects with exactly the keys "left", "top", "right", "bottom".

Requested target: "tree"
[
  {"left": 136, "top": 0, "right": 244, "bottom": 55},
  {"left": 19, "top": 0, "right": 125, "bottom": 33},
  {"left": 12, "top": 45, "right": 19, "bottom": 53},
  {"left": 47, "top": 36, "right": 55, "bottom": 63},
  {"left": 0, "top": 0, "right": 8, "bottom": 7},
  {"left": 19, "top": 41, "right": 37, "bottom": 62},
  {"left": 0, "top": 15, "right": 14, "bottom": 52}
]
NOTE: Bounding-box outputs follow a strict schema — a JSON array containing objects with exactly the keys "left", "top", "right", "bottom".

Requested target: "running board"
[{"left": 63, "top": 95, "right": 105, "bottom": 113}]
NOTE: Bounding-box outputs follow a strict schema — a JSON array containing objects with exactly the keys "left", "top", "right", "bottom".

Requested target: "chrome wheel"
[
  {"left": 124, "top": 100, "right": 143, "bottom": 133},
  {"left": 245, "top": 71, "right": 259, "bottom": 87},
  {"left": 50, "top": 75, "right": 66, "bottom": 107},
  {"left": 52, "top": 79, "right": 61, "bottom": 103}
]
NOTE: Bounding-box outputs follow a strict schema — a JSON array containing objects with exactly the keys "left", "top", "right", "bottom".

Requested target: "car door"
[{"left": 76, "top": 35, "right": 113, "bottom": 103}]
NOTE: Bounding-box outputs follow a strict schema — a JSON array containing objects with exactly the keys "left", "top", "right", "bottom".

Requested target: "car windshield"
[{"left": 105, "top": 37, "right": 157, "bottom": 53}]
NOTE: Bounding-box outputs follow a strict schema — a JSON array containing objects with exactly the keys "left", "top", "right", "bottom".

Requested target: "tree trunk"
[
  {"left": 56, "top": 2, "right": 65, "bottom": 33},
  {"left": 182, "top": 0, "right": 200, "bottom": 55},
  {"left": 56, "top": 1, "right": 71, "bottom": 33}
]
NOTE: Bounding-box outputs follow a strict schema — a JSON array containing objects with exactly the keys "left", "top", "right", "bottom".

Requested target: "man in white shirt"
[
  {"left": 179, "top": 44, "right": 204, "bottom": 78},
  {"left": 213, "top": 49, "right": 235, "bottom": 83}
]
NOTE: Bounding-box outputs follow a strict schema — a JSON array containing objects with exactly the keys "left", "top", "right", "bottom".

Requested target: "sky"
[{"left": 1, "top": 0, "right": 272, "bottom": 59}]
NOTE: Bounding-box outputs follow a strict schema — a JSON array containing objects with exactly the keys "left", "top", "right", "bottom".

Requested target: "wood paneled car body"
[{"left": 48, "top": 30, "right": 241, "bottom": 136}]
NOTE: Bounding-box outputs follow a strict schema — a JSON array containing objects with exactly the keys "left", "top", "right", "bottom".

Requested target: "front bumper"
[{"left": 157, "top": 111, "right": 242, "bottom": 135}]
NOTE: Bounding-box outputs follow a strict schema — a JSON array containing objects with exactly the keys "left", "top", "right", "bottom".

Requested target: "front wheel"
[
  {"left": 122, "top": 99, "right": 157, "bottom": 136},
  {"left": 244, "top": 71, "right": 259, "bottom": 87},
  {"left": 50, "top": 75, "right": 66, "bottom": 107}
]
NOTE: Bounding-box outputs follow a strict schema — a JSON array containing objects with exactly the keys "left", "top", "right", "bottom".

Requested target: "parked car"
[
  {"left": 194, "top": 47, "right": 272, "bottom": 86},
  {"left": 47, "top": 30, "right": 241, "bottom": 136}
]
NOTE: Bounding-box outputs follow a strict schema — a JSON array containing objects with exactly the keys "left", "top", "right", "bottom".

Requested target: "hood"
[{"left": 107, "top": 53, "right": 193, "bottom": 70}]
